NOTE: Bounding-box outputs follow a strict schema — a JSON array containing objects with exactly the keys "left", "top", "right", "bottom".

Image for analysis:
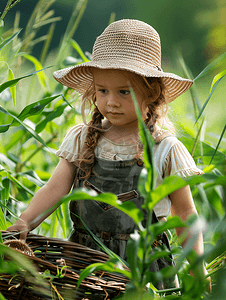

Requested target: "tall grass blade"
[
  {"left": 0, "top": 0, "right": 21, "bottom": 22},
  {"left": 60, "top": 202, "right": 72, "bottom": 238},
  {"left": 0, "top": 207, "right": 7, "bottom": 230},
  {"left": 0, "top": 29, "right": 22, "bottom": 51},
  {"left": 0, "top": 67, "right": 52, "bottom": 94},
  {"left": 21, "top": 0, "right": 55, "bottom": 52},
  {"left": 68, "top": 39, "right": 89, "bottom": 62},
  {"left": 33, "top": 16, "right": 62, "bottom": 29},
  {"left": 77, "top": 259, "right": 131, "bottom": 291},
  {"left": 12, "top": 11, "right": 20, "bottom": 48},
  {"left": 7, "top": 173, "right": 35, "bottom": 196},
  {"left": 0, "top": 292, "right": 7, "bottom": 300},
  {"left": 108, "top": 12, "right": 116, "bottom": 24},
  {"left": 194, "top": 50, "right": 226, "bottom": 81},
  {"left": 209, "top": 124, "right": 226, "bottom": 165},
  {"left": 35, "top": 102, "right": 67, "bottom": 133},
  {"left": 191, "top": 118, "right": 205, "bottom": 157},
  {"left": 49, "top": 211, "right": 58, "bottom": 237},
  {"left": 0, "top": 243, "right": 50, "bottom": 295},
  {"left": 195, "top": 68, "right": 226, "bottom": 123},
  {"left": 21, "top": 54, "right": 50, "bottom": 92},
  {"left": 56, "top": 206, "right": 66, "bottom": 238},
  {"left": 130, "top": 88, "right": 156, "bottom": 194},
  {"left": 0, "top": 106, "right": 49, "bottom": 149},
  {"left": 148, "top": 174, "right": 207, "bottom": 210},
  {"left": 32, "top": 189, "right": 143, "bottom": 228},
  {"left": 67, "top": 0, "right": 88, "bottom": 39},
  {"left": 23, "top": 0, "right": 47, "bottom": 38},
  {"left": 177, "top": 51, "right": 202, "bottom": 119},
  {"left": 1, "top": 177, "right": 10, "bottom": 203},
  {"left": 0, "top": 95, "right": 60, "bottom": 132},
  {"left": 56, "top": 0, "right": 87, "bottom": 65},
  {"left": 40, "top": 22, "right": 56, "bottom": 64},
  {"left": 38, "top": 10, "right": 55, "bottom": 23},
  {"left": 8, "top": 68, "right": 16, "bottom": 105}
]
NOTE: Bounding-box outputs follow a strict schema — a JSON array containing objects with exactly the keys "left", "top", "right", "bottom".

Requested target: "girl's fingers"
[
  {"left": 19, "top": 230, "right": 28, "bottom": 242},
  {"left": 7, "top": 221, "right": 29, "bottom": 242}
]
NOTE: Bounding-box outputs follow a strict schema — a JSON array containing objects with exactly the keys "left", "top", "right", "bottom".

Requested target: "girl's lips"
[{"left": 107, "top": 112, "right": 123, "bottom": 116}]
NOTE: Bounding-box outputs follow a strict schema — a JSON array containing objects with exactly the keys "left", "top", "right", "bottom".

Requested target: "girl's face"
[{"left": 93, "top": 69, "right": 144, "bottom": 129}]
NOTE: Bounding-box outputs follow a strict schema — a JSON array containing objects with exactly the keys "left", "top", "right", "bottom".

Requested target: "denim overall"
[{"left": 69, "top": 157, "right": 177, "bottom": 289}]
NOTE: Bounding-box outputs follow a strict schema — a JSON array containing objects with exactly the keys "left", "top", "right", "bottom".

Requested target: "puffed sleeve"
[
  {"left": 55, "top": 124, "right": 88, "bottom": 163},
  {"left": 164, "top": 139, "right": 204, "bottom": 178}
]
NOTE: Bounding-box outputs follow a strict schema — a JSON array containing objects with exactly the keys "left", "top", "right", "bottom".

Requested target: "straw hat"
[{"left": 53, "top": 19, "right": 193, "bottom": 103}]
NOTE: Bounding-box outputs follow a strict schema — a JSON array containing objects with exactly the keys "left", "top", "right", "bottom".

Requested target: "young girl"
[{"left": 7, "top": 19, "right": 208, "bottom": 290}]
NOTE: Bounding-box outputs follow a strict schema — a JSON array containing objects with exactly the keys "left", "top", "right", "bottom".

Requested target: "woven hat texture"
[{"left": 53, "top": 19, "right": 193, "bottom": 103}]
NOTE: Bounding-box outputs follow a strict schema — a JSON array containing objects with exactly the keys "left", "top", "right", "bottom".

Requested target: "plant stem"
[
  {"left": 0, "top": 0, "right": 21, "bottom": 21},
  {"left": 18, "top": 133, "right": 57, "bottom": 171},
  {"left": 191, "top": 118, "right": 205, "bottom": 157}
]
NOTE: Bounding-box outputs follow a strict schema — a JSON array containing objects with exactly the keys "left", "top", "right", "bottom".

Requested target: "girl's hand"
[{"left": 7, "top": 218, "right": 30, "bottom": 242}]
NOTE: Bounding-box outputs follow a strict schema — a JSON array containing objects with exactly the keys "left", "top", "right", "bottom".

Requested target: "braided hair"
[{"left": 77, "top": 92, "right": 104, "bottom": 181}]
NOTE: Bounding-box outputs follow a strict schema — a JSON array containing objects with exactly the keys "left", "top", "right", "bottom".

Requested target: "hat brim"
[{"left": 53, "top": 61, "right": 193, "bottom": 103}]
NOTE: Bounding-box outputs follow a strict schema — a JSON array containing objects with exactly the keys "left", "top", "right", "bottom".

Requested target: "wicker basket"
[{"left": 1, "top": 231, "right": 129, "bottom": 300}]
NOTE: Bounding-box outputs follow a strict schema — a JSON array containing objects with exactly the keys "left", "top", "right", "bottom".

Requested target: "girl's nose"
[{"left": 107, "top": 94, "right": 120, "bottom": 107}]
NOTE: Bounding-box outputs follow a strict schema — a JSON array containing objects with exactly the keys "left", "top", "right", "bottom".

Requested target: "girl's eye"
[
  {"left": 120, "top": 90, "right": 130, "bottom": 95},
  {"left": 98, "top": 89, "right": 108, "bottom": 94}
]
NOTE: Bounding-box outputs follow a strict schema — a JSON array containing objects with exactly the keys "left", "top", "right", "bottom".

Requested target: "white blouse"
[{"left": 55, "top": 124, "right": 203, "bottom": 217}]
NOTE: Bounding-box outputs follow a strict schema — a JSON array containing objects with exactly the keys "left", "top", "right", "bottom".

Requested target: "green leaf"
[
  {"left": 77, "top": 258, "right": 131, "bottom": 291},
  {"left": 18, "top": 170, "right": 46, "bottom": 187},
  {"left": 0, "top": 29, "right": 22, "bottom": 51},
  {"left": 10, "top": 94, "right": 60, "bottom": 129},
  {"left": 21, "top": 54, "right": 50, "bottom": 92},
  {"left": 49, "top": 211, "right": 58, "bottom": 237},
  {"left": 0, "top": 244, "right": 49, "bottom": 294},
  {"left": 194, "top": 50, "right": 226, "bottom": 81},
  {"left": 0, "top": 67, "right": 52, "bottom": 95},
  {"left": 35, "top": 102, "right": 67, "bottom": 133},
  {"left": 130, "top": 88, "right": 157, "bottom": 194},
  {"left": 56, "top": 205, "right": 66, "bottom": 239},
  {"left": 60, "top": 202, "right": 72, "bottom": 239},
  {"left": 7, "top": 173, "right": 35, "bottom": 196},
  {"left": 126, "top": 231, "right": 141, "bottom": 281},
  {"left": 0, "top": 153, "right": 16, "bottom": 170},
  {"left": 209, "top": 124, "right": 226, "bottom": 165},
  {"left": 0, "top": 207, "right": 7, "bottom": 230},
  {"left": 0, "top": 292, "right": 7, "bottom": 300},
  {"left": 148, "top": 174, "right": 207, "bottom": 210},
  {"left": 177, "top": 51, "right": 201, "bottom": 120},
  {"left": 180, "top": 134, "right": 226, "bottom": 165},
  {"left": 32, "top": 188, "right": 143, "bottom": 229},
  {"left": 151, "top": 216, "right": 187, "bottom": 236},
  {"left": 8, "top": 68, "right": 16, "bottom": 105},
  {"left": 0, "top": 106, "right": 50, "bottom": 149},
  {"left": 195, "top": 68, "right": 226, "bottom": 123},
  {"left": 1, "top": 177, "right": 10, "bottom": 201},
  {"left": 1, "top": 94, "right": 60, "bottom": 133},
  {"left": 68, "top": 39, "right": 89, "bottom": 62}
]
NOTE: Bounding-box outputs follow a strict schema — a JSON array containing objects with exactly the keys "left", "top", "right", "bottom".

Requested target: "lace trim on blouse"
[{"left": 55, "top": 124, "right": 203, "bottom": 178}]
